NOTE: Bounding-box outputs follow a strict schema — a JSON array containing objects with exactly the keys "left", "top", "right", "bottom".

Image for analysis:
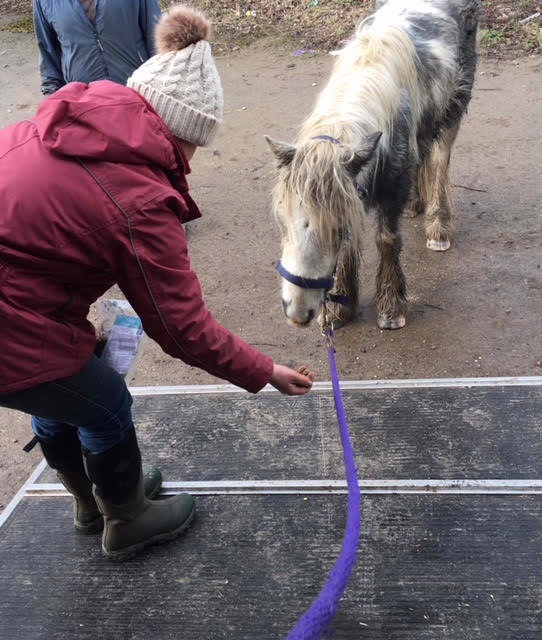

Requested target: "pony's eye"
[{"left": 356, "top": 184, "right": 369, "bottom": 199}]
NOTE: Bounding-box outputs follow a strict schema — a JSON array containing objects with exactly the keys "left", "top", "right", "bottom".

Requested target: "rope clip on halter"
[{"left": 321, "top": 301, "right": 335, "bottom": 344}]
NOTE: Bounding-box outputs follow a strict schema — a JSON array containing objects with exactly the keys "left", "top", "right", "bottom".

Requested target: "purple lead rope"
[{"left": 286, "top": 329, "right": 361, "bottom": 639}]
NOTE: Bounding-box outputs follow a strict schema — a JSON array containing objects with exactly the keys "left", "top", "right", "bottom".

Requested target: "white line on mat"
[
  {"left": 129, "top": 376, "right": 542, "bottom": 396},
  {"left": 25, "top": 478, "right": 542, "bottom": 497},
  {"left": 0, "top": 459, "right": 47, "bottom": 528}
]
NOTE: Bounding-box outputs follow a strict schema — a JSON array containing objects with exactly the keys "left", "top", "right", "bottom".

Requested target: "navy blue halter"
[
  {"left": 276, "top": 261, "right": 335, "bottom": 291},
  {"left": 276, "top": 262, "right": 350, "bottom": 306},
  {"left": 311, "top": 134, "right": 343, "bottom": 145}
]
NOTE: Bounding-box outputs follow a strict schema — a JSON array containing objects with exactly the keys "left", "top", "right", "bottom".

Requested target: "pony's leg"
[
  {"left": 317, "top": 243, "right": 360, "bottom": 330},
  {"left": 405, "top": 181, "right": 424, "bottom": 218},
  {"left": 418, "top": 124, "right": 460, "bottom": 251},
  {"left": 328, "top": 242, "right": 361, "bottom": 328},
  {"left": 374, "top": 223, "right": 407, "bottom": 329}
]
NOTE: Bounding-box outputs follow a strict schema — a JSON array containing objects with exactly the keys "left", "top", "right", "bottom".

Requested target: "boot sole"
[{"left": 102, "top": 504, "right": 196, "bottom": 562}]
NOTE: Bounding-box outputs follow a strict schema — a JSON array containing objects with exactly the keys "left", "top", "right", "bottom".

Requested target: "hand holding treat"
[
  {"left": 270, "top": 364, "right": 315, "bottom": 396},
  {"left": 297, "top": 365, "right": 316, "bottom": 382}
]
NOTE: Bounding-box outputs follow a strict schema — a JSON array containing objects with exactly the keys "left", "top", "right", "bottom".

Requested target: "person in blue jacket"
[{"left": 33, "top": 0, "right": 162, "bottom": 95}]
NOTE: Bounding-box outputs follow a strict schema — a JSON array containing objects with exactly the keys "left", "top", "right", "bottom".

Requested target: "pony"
[{"left": 266, "top": 0, "right": 480, "bottom": 330}]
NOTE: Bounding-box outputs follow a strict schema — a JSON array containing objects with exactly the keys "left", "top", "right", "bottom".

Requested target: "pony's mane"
[{"left": 301, "top": 22, "right": 422, "bottom": 154}]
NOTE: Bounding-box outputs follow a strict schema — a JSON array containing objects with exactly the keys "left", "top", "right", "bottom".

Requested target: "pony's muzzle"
[{"left": 282, "top": 298, "right": 317, "bottom": 327}]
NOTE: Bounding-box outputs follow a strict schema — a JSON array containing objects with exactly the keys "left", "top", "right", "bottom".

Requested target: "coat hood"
[{"left": 33, "top": 81, "right": 181, "bottom": 170}]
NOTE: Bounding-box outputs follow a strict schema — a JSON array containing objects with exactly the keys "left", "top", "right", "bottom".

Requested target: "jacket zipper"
[{"left": 95, "top": 35, "right": 110, "bottom": 78}]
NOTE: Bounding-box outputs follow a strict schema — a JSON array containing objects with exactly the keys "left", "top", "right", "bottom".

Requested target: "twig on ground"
[
  {"left": 423, "top": 303, "right": 444, "bottom": 311},
  {"left": 519, "top": 12, "right": 540, "bottom": 25},
  {"left": 453, "top": 184, "right": 488, "bottom": 193}
]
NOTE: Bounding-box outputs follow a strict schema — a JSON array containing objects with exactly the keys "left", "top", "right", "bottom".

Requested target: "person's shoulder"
[{"left": 0, "top": 120, "right": 38, "bottom": 157}]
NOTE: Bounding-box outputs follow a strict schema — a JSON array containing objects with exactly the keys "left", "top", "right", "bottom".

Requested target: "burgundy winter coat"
[{"left": 0, "top": 81, "right": 273, "bottom": 395}]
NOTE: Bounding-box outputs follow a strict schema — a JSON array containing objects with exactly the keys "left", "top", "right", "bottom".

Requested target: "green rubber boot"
[
  {"left": 38, "top": 431, "right": 162, "bottom": 534},
  {"left": 56, "top": 464, "right": 162, "bottom": 534},
  {"left": 84, "top": 429, "right": 195, "bottom": 561},
  {"left": 56, "top": 469, "right": 104, "bottom": 534}
]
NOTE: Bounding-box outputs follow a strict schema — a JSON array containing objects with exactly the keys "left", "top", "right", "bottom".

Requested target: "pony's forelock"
[{"left": 272, "top": 141, "right": 365, "bottom": 253}]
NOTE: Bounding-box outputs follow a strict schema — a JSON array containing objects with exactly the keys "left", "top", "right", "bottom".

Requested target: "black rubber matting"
[
  {"left": 1, "top": 495, "right": 541, "bottom": 640},
  {"left": 35, "top": 384, "right": 542, "bottom": 482},
  {"left": 1, "top": 380, "right": 541, "bottom": 639}
]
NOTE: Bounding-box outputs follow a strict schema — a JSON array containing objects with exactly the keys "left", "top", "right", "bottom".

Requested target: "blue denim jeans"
[{"left": 0, "top": 356, "right": 134, "bottom": 454}]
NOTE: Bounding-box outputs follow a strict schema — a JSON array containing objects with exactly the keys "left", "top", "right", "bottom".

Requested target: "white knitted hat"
[{"left": 127, "top": 5, "right": 223, "bottom": 146}]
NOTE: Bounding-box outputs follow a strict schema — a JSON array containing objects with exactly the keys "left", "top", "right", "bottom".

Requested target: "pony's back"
[{"left": 301, "top": 0, "right": 479, "bottom": 161}]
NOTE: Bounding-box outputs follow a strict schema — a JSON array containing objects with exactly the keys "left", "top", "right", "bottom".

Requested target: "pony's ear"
[
  {"left": 345, "top": 131, "right": 382, "bottom": 176},
  {"left": 265, "top": 136, "right": 296, "bottom": 168}
]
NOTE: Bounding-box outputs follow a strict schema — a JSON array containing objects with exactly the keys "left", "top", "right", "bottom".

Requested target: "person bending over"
[{"left": 0, "top": 5, "right": 314, "bottom": 561}]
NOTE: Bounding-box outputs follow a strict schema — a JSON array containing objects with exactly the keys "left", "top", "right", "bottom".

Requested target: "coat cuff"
[{"left": 243, "top": 353, "right": 274, "bottom": 394}]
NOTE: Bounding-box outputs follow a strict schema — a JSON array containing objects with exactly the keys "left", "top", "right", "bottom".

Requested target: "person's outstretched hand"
[{"left": 269, "top": 364, "right": 315, "bottom": 396}]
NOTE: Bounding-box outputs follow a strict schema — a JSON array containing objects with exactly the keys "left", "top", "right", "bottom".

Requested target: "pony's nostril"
[
  {"left": 282, "top": 299, "right": 291, "bottom": 316},
  {"left": 307, "top": 309, "right": 315, "bottom": 323}
]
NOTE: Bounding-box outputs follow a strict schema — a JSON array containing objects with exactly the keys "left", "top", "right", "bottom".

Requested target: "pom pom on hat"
[
  {"left": 127, "top": 4, "right": 223, "bottom": 147},
  {"left": 155, "top": 5, "right": 211, "bottom": 54}
]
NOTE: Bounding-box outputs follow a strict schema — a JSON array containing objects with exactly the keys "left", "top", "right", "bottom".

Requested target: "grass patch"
[
  {"left": 1, "top": 16, "right": 33, "bottom": 33},
  {"left": 479, "top": 0, "right": 541, "bottom": 55},
  {"left": 162, "top": 0, "right": 541, "bottom": 56},
  {"left": 480, "top": 28, "right": 506, "bottom": 46},
  {"left": 522, "top": 22, "right": 542, "bottom": 50},
  {"left": 162, "top": 0, "right": 372, "bottom": 53}
]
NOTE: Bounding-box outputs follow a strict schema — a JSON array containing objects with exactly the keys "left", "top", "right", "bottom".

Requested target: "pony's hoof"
[
  {"left": 426, "top": 238, "right": 451, "bottom": 251},
  {"left": 377, "top": 313, "right": 406, "bottom": 329}
]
